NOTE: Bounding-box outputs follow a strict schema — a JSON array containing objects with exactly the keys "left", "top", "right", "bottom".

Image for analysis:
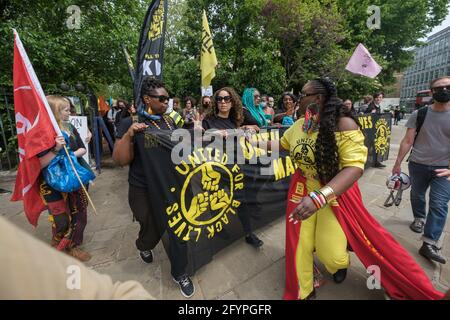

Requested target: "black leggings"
[{"left": 128, "top": 184, "right": 188, "bottom": 279}]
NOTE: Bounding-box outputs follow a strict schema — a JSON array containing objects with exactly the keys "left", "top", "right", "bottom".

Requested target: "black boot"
[
  {"left": 419, "top": 242, "right": 446, "bottom": 264},
  {"left": 409, "top": 219, "right": 425, "bottom": 233},
  {"left": 333, "top": 268, "right": 347, "bottom": 283},
  {"left": 374, "top": 162, "right": 386, "bottom": 168},
  {"left": 139, "top": 250, "right": 153, "bottom": 263},
  {"left": 245, "top": 233, "right": 264, "bottom": 248}
]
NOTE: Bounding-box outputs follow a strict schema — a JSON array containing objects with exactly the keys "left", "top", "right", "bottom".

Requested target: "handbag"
[{"left": 43, "top": 132, "right": 95, "bottom": 192}]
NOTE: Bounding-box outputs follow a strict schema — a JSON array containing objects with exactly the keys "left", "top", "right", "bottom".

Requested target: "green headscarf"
[{"left": 242, "top": 88, "right": 268, "bottom": 127}]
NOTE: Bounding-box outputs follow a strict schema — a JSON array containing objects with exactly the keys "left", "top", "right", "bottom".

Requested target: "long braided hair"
[{"left": 310, "top": 78, "right": 360, "bottom": 184}]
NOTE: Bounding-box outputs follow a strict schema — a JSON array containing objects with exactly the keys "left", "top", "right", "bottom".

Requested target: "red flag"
[{"left": 10, "top": 29, "right": 62, "bottom": 226}]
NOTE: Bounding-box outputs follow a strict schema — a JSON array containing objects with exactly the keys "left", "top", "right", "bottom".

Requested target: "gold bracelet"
[{"left": 319, "top": 186, "right": 337, "bottom": 203}]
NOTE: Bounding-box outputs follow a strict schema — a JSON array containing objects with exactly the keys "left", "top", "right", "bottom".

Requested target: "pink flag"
[
  {"left": 10, "top": 29, "right": 62, "bottom": 226},
  {"left": 345, "top": 43, "right": 382, "bottom": 79}
]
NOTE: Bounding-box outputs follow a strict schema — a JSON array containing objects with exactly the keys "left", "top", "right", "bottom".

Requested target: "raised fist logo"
[
  {"left": 201, "top": 163, "right": 221, "bottom": 191},
  {"left": 210, "top": 189, "right": 231, "bottom": 212},
  {"left": 186, "top": 192, "right": 210, "bottom": 221}
]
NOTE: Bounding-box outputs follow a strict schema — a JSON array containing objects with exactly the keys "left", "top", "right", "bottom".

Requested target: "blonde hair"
[{"left": 46, "top": 95, "right": 70, "bottom": 128}]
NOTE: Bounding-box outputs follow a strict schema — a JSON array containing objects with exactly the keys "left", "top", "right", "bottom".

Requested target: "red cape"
[{"left": 284, "top": 171, "right": 444, "bottom": 300}]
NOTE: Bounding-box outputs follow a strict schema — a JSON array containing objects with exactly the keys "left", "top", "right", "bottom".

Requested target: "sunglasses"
[
  {"left": 216, "top": 96, "right": 232, "bottom": 103},
  {"left": 298, "top": 92, "right": 320, "bottom": 99},
  {"left": 254, "top": 95, "right": 261, "bottom": 99},
  {"left": 149, "top": 95, "right": 169, "bottom": 102},
  {"left": 431, "top": 85, "right": 450, "bottom": 92}
]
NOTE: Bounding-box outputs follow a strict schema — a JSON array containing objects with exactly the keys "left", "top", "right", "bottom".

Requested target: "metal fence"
[{"left": 0, "top": 86, "right": 18, "bottom": 171}]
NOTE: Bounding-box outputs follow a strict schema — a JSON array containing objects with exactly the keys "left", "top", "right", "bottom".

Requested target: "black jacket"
[{"left": 364, "top": 102, "right": 381, "bottom": 114}]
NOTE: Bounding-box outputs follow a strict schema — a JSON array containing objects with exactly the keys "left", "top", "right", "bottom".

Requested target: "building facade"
[{"left": 400, "top": 26, "right": 450, "bottom": 111}]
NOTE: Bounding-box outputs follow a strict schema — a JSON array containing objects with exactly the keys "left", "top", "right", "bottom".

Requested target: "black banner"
[
  {"left": 135, "top": 129, "right": 291, "bottom": 274},
  {"left": 134, "top": 0, "right": 168, "bottom": 112},
  {"left": 357, "top": 113, "right": 392, "bottom": 167},
  {"left": 134, "top": 117, "right": 391, "bottom": 274}
]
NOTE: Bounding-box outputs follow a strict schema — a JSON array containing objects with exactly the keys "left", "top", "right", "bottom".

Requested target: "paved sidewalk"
[{"left": 0, "top": 120, "right": 448, "bottom": 299}]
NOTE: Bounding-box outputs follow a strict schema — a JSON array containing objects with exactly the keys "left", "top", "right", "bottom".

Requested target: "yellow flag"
[{"left": 201, "top": 10, "right": 218, "bottom": 88}]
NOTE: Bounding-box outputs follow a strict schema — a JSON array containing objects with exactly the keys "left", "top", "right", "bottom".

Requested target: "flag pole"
[{"left": 63, "top": 145, "right": 98, "bottom": 215}]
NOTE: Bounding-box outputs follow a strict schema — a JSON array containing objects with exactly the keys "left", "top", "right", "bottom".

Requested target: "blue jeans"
[{"left": 409, "top": 161, "right": 450, "bottom": 245}]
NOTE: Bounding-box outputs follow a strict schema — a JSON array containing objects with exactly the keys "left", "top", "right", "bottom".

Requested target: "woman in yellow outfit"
[
  {"left": 279, "top": 78, "right": 443, "bottom": 300},
  {"left": 279, "top": 78, "right": 366, "bottom": 299}
]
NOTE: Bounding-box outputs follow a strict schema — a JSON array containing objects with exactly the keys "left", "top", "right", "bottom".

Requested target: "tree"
[
  {"left": 164, "top": 0, "right": 287, "bottom": 100},
  {"left": 0, "top": 0, "right": 148, "bottom": 98},
  {"left": 261, "top": 0, "right": 349, "bottom": 93},
  {"left": 259, "top": 0, "right": 449, "bottom": 100},
  {"left": 337, "top": 0, "right": 450, "bottom": 84}
]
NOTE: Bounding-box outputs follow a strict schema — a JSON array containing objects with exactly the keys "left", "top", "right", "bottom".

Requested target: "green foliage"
[
  {"left": 164, "top": 0, "right": 449, "bottom": 102},
  {"left": 0, "top": 0, "right": 448, "bottom": 103},
  {"left": 0, "top": 1, "right": 147, "bottom": 167},
  {"left": 164, "top": 0, "right": 287, "bottom": 100},
  {"left": 0, "top": 0, "right": 147, "bottom": 94}
]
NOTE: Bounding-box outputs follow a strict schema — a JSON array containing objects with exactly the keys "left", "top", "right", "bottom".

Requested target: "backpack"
[{"left": 407, "top": 106, "right": 429, "bottom": 162}]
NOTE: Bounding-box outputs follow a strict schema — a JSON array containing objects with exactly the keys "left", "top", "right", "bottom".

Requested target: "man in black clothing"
[
  {"left": 365, "top": 92, "right": 384, "bottom": 114},
  {"left": 366, "top": 92, "right": 387, "bottom": 168}
]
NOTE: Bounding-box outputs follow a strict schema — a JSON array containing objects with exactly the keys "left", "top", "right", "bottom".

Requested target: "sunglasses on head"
[
  {"left": 216, "top": 96, "right": 232, "bottom": 103},
  {"left": 432, "top": 85, "right": 450, "bottom": 92},
  {"left": 149, "top": 95, "right": 169, "bottom": 102}
]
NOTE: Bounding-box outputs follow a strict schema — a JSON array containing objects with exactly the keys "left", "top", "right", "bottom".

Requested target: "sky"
[{"left": 426, "top": 8, "right": 450, "bottom": 38}]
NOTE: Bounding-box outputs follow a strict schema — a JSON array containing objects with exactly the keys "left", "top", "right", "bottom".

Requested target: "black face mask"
[{"left": 433, "top": 90, "right": 450, "bottom": 103}]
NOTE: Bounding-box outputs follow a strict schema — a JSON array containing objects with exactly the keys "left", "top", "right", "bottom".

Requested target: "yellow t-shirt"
[{"left": 280, "top": 118, "right": 367, "bottom": 192}]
